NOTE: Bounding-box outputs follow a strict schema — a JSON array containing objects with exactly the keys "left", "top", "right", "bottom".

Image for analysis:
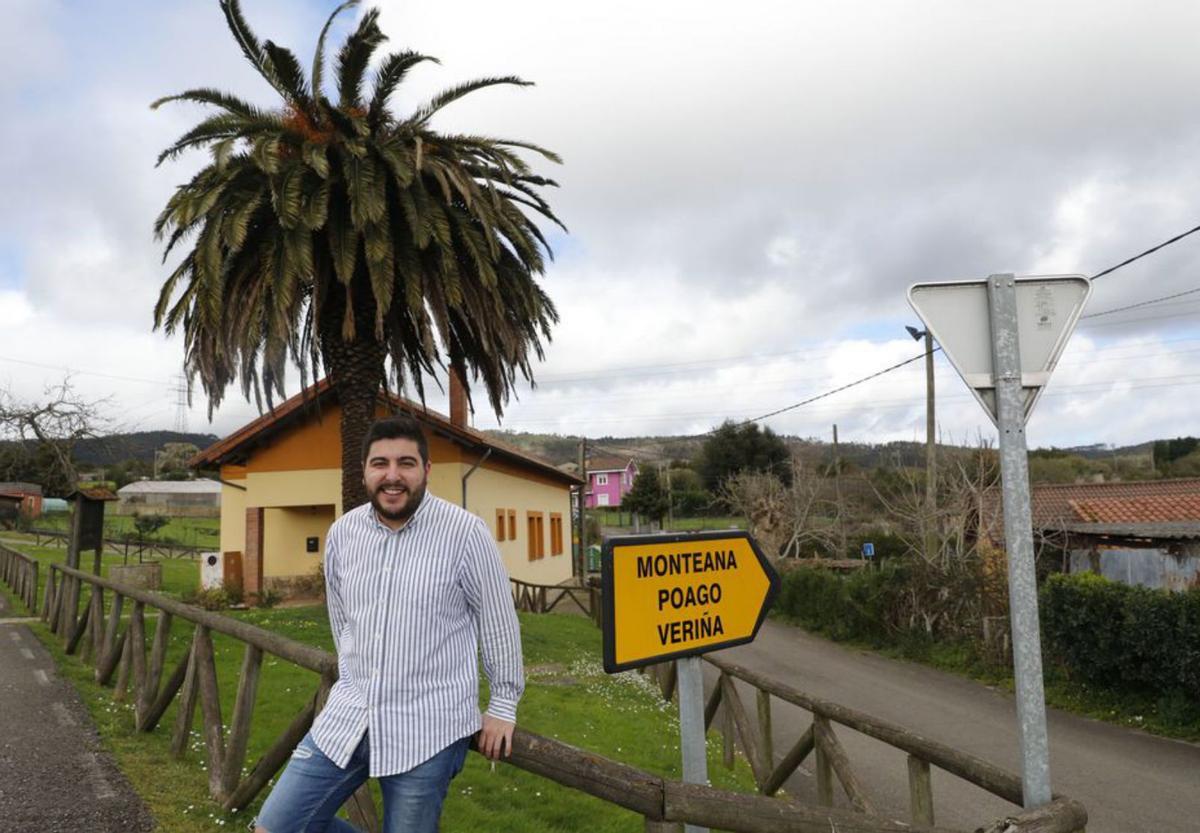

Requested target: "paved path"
[
  {"left": 703, "top": 619, "right": 1200, "bottom": 832},
  {"left": 0, "top": 592, "right": 155, "bottom": 832}
]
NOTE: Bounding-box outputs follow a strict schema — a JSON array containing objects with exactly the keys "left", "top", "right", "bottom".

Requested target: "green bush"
[
  {"left": 181, "top": 587, "right": 230, "bottom": 610},
  {"left": 777, "top": 564, "right": 907, "bottom": 644},
  {"left": 1040, "top": 573, "right": 1200, "bottom": 700},
  {"left": 221, "top": 578, "right": 245, "bottom": 606}
]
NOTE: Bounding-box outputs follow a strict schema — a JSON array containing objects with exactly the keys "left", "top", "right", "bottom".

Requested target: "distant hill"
[
  {"left": 482, "top": 429, "right": 1173, "bottom": 480},
  {"left": 73, "top": 431, "right": 220, "bottom": 466}
]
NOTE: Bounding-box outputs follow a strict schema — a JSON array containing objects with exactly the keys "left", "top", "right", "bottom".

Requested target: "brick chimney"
[{"left": 449, "top": 363, "right": 469, "bottom": 429}]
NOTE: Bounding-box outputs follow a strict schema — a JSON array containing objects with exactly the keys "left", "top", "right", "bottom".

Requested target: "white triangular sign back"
[{"left": 907, "top": 274, "right": 1091, "bottom": 425}]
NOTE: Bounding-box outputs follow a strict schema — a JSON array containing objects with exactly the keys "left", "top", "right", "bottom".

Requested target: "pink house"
[{"left": 585, "top": 455, "right": 638, "bottom": 508}]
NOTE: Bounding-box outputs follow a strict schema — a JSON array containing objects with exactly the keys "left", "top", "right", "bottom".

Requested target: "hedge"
[
  {"left": 776, "top": 564, "right": 908, "bottom": 644},
  {"left": 1040, "top": 572, "right": 1200, "bottom": 699}
]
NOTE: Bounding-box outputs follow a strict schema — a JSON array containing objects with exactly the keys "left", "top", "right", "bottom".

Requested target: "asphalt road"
[
  {"left": 0, "top": 592, "right": 155, "bottom": 833},
  {"left": 702, "top": 619, "right": 1200, "bottom": 832}
]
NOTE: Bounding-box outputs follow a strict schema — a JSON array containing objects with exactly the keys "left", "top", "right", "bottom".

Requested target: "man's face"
[{"left": 363, "top": 437, "right": 431, "bottom": 525}]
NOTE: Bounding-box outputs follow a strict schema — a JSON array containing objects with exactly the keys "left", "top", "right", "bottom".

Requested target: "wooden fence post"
[
  {"left": 171, "top": 627, "right": 201, "bottom": 759},
  {"left": 194, "top": 626, "right": 228, "bottom": 799},
  {"left": 756, "top": 688, "right": 774, "bottom": 777},
  {"left": 907, "top": 754, "right": 934, "bottom": 826},
  {"left": 814, "top": 716, "right": 834, "bottom": 807},
  {"left": 220, "top": 644, "right": 264, "bottom": 799}
]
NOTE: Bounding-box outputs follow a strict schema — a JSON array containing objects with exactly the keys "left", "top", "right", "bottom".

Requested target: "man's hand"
[{"left": 478, "top": 714, "right": 515, "bottom": 761}]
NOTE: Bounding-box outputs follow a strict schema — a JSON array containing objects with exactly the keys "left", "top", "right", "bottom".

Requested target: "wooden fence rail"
[
  {"left": 29, "top": 528, "right": 203, "bottom": 560},
  {"left": 639, "top": 653, "right": 1085, "bottom": 831},
  {"left": 19, "top": 552, "right": 1085, "bottom": 833},
  {"left": 510, "top": 577, "right": 602, "bottom": 627},
  {"left": 0, "top": 544, "right": 38, "bottom": 613}
]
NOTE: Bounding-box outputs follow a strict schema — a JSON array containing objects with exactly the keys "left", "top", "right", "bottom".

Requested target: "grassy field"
[
  {"left": 0, "top": 533, "right": 201, "bottom": 600},
  {"left": 588, "top": 509, "right": 745, "bottom": 532},
  {"left": 1, "top": 551, "right": 758, "bottom": 832},
  {"left": 34, "top": 512, "right": 220, "bottom": 548}
]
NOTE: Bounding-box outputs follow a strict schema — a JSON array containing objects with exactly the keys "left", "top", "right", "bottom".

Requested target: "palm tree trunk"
[{"left": 320, "top": 280, "right": 386, "bottom": 513}]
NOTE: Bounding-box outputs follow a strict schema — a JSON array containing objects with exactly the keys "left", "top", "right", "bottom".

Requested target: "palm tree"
[{"left": 153, "top": 0, "right": 563, "bottom": 510}]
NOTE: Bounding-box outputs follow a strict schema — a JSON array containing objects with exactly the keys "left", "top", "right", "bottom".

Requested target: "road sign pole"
[
  {"left": 676, "top": 655, "right": 709, "bottom": 833},
  {"left": 987, "top": 273, "right": 1052, "bottom": 809}
]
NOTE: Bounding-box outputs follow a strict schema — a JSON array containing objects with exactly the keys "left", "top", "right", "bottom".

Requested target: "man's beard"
[{"left": 370, "top": 480, "right": 427, "bottom": 523}]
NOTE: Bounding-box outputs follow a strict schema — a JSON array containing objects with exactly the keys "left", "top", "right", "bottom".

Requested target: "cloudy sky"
[{"left": 2, "top": 0, "right": 1198, "bottom": 451}]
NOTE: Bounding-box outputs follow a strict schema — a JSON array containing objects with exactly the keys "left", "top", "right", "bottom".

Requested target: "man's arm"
[
  {"left": 459, "top": 518, "right": 524, "bottom": 759},
  {"left": 324, "top": 529, "right": 347, "bottom": 653}
]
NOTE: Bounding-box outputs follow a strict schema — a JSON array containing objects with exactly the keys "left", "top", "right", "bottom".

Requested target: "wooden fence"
[
  {"left": 0, "top": 544, "right": 38, "bottom": 613},
  {"left": 640, "top": 656, "right": 1081, "bottom": 829},
  {"left": 511, "top": 577, "right": 602, "bottom": 627},
  {"left": 3, "top": 552, "right": 1085, "bottom": 832},
  {"left": 29, "top": 528, "right": 203, "bottom": 561}
]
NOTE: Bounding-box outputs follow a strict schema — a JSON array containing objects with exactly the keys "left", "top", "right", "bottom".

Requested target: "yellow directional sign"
[{"left": 601, "top": 531, "right": 780, "bottom": 673}]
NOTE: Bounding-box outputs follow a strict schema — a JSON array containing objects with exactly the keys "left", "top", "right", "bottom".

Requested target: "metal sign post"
[
  {"left": 908, "top": 272, "right": 1091, "bottom": 810},
  {"left": 601, "top": 531, "right": 780, "bottom": 833},
  {"left": 676, "top": 655, "right": 708, "bottom": 833},
  {"left": 987, "top": 274, "right": 1052, "bottom": 808}
]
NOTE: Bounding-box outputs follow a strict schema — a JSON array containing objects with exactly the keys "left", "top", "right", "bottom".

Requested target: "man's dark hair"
[{"left": 361, "top": 414, "right": 429, "bottom": 465}]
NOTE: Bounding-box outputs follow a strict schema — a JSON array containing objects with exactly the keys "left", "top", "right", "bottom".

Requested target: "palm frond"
[
  {"left": 335, "top": 8, "right": 386, "bottom": 108},
  {"left": 156, "top": 112, "right": 284, "bottom": 166},
  {"left": 407, "top": 77, "right": 532, "bottom": 127},
  {"left": 150, "top": 87, "right": 269, "bottom": 119},
  {"left": 218, "top": 0, "right": 283, "bottom": 94},
  {"left": 312, "top": 0, "right": 359, "bottom": 98},
  {"left": 369, "top": 50, "right": 439, "bottom": 127},
  {"left": 262, "top": 41, "right": 312, "bottom": 110}
]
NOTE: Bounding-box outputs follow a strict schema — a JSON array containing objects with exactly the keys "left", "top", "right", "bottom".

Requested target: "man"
[{"left": 255, "top": 415, "right": 523, "bottom": 832}]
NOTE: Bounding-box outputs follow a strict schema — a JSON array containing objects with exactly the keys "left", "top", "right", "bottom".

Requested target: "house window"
[
  {"left": 596, "top": 473, "right": 608, "bottom": 486},
  {"left": 507, "top": 509, "right": 516, "bottom": 540},
  {"left": 496, "top": 508, "right": 506, "bottom": 541},
  {"left": 597, "top": 493, "right": 610, "bottom": 507},
  {"left": 550, "top": 513, "right": 563, "bottom": 556},
  {"left": 526, "top": 511, "right": 545, "bottom": 560}
]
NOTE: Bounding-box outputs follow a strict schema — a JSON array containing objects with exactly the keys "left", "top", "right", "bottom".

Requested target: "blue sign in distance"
[{"left": 862, "top": 542, "right": 875, "bottom": 558}]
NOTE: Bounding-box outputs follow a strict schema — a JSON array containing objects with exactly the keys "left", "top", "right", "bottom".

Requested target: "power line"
[
  {"left": 733, "top": 349, "right": 936, "bottom": 427},
  {"left": 1077, "top": 306, "right": 1199, "bottom": 330},
  {"left": 0, "top": 354, "right": 167, "bottom": 385},
  {"left": 1082, "top": 285, "right": 1200, "bottom": 319},
  {"left": 1090, "top": 222, "right": 1200, "bottom": 281}
]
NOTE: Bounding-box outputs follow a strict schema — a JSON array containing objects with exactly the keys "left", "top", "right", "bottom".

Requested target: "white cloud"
[{"left": 0, "top": 0, "right": 1196, "bottom": 450}]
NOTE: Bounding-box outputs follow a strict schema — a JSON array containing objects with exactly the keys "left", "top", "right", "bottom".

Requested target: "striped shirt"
[{"left": 310, "top": 493, "right": 524, "bottom": 776}]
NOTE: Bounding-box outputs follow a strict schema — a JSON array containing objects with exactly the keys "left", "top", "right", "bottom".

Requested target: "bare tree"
[
  {"left": 870, "top": 442, "right": 1006, "bottom": 636},
  {"left": 718, "top": 456, "right": 841, "bottom": 562},
  {"left": 0, "top": 378, "right": 108, "bottom": 494}
]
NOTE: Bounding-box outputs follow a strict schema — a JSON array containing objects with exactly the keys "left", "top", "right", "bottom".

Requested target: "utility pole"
[
  {"left": 924, "top": 329, "right": 936, "bottom": 510},
  {"left": 832, "top": 424, "right": 847, "bottom": 558},
  {"left": 908, "top": 325, "right": 938, "bottom": 558},
  {"left": 664, "top": 463, "right": 674, "bottom": 530},
  {"left": 577, "top": 438, "right": 588, "bottom": 578}
]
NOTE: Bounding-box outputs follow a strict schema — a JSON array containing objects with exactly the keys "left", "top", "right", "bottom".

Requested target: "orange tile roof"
[
  {"left": 190, "top": 379, "right": 580, "bottom": 487},
  {"left": 1069, "top": 495, "right": 1200, "bottom": 523},
  {"left": 979, "top": 478, "right": 1200, "bottom": 541}
]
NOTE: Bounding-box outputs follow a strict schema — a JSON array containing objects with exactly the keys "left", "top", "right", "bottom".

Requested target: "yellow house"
[{"left": 191, "top": 378, "right": 581, "bottom": 597}]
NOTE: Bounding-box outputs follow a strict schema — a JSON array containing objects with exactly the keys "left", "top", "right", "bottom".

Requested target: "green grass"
[
  {"left": 34, "top": 512, "right": 220, "bottom": 548},
  {"left": 0, "top": 533, "right": 201, "bottom": 600},
  {"left": 1, "top": 553, "right": 757, "bottom": 833},
  {"left": 589, "top": 510, "right": 745, "bottom": 532}
]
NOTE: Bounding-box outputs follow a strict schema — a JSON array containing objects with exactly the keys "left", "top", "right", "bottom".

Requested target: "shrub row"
[
  {"left": 1040, "top": 572, "right": 1200, "bottom": 700},
  {"left": 775, "top": 564, "right": 909, "bottom": 644}
]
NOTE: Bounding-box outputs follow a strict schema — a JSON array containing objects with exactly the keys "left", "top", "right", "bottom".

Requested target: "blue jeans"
[{"left": 256, "top": 732, "right": 470, "bottom": 833}]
